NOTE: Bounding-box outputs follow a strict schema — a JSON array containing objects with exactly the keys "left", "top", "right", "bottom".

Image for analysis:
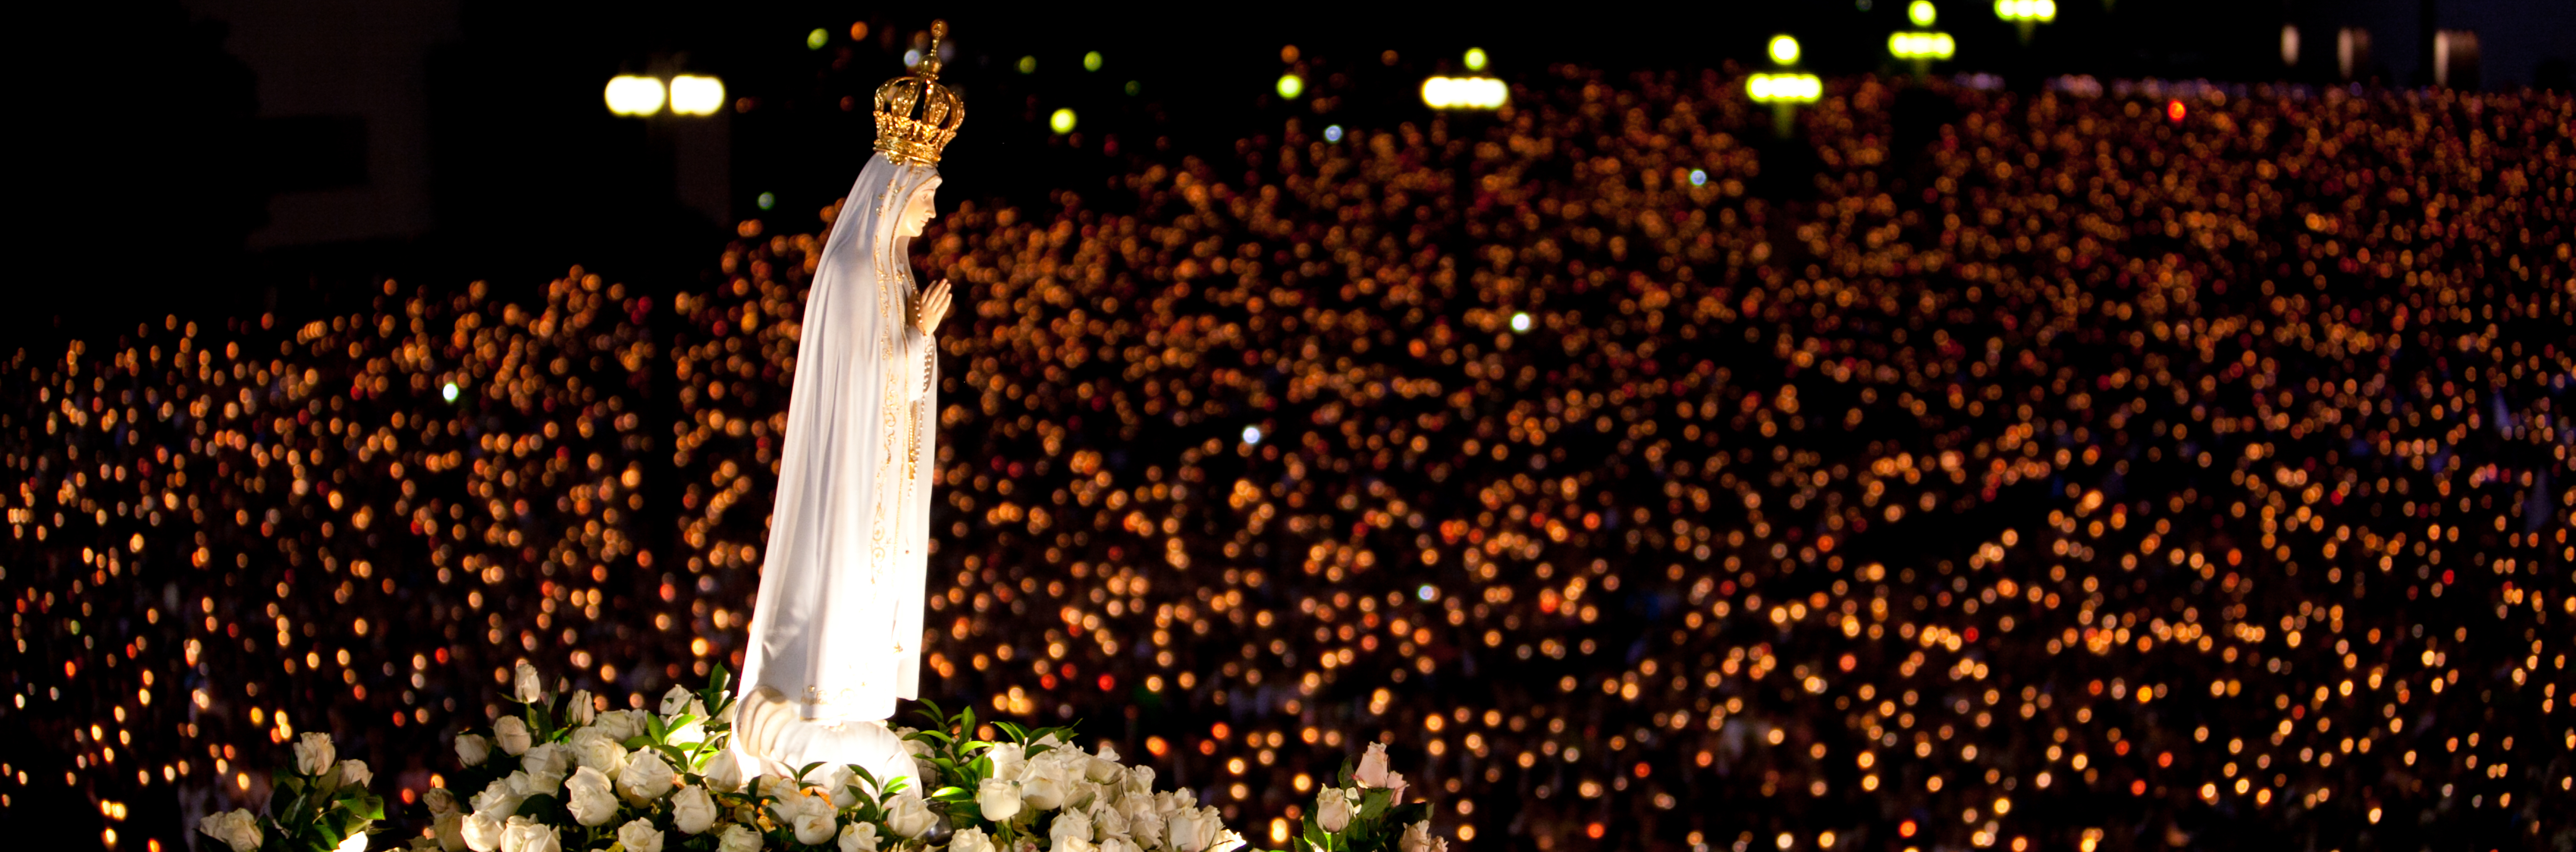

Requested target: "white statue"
[{"left": 731, "top": 21, "right": 963, "bottom": 784}]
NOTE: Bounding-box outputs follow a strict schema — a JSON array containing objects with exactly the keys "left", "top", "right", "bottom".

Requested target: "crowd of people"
[{"left": 3, "top": 68, "right": 2572, "bottom": 852}]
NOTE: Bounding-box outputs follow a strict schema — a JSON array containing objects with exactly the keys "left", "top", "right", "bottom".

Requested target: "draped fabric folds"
[{"left": 738, "top": 152, "right": 940, "bottom": 727}]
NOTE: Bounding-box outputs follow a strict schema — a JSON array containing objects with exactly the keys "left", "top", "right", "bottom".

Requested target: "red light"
[
  {"left": 1900, "top": 820, "right": 1918, "bottom": 837},
  {"left": 2166, "top": 99, "right": 2186, "bottom": 121}
]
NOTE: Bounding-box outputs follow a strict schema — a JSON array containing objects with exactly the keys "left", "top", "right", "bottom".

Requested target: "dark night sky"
[{"left": 12, "top": 0, "right": 2571, "bottom": 347}]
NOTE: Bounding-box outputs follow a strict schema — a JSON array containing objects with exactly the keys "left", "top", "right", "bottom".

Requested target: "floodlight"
[
  {"left": 1421, "top": 76, "right": 1509, "bottom": 109},
  {"left": 604, "top": 75, "right": 665, "bottom": 117},
  {"left": 669, "top": 75, "right": 725, "bottom": 116}
]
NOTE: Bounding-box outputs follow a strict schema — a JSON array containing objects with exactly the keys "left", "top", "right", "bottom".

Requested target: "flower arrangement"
[
  {"left": 427, "top": 662, "right": 1246, "bottom": 852},
  {"left": 196, "top": 732, "right": 387, "bottom": 852},
  {"left": 1289, "top": 744, "right": 1440, "bottom": 852}
]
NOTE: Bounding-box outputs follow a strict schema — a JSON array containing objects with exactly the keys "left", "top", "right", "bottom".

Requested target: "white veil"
[{"left": 739, "top": 151, "right": 941, "bottom": 730}]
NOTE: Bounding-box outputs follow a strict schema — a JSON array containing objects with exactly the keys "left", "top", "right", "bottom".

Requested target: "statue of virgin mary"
[{"left": 730, "top": 21, "right": 964, "bottom": 784}]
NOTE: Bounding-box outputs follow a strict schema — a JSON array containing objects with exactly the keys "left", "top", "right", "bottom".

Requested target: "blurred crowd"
[{"left": 5, "top": 70, "right": 2573, "bottom": 852}]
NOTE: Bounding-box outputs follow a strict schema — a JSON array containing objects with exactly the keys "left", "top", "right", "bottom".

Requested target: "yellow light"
[
  {"left": 1995, "top": 0, "right": 2056, "bottom": 21},
  {"left": 1084, "top": 51, "right": 1104, "bottom": 72},
  {"left": 1421, "top": 76, "right": 1509, "bottom": 110},
  {"left": 1276, "top": 74, "right": 1305, "bottom": 99},
  {"left": 806, "top": 28, "right": 828, "bottom": 50},
  {"left": 1889, "top": 31, "right": 1957, "bottom": 59},
  {"left": 1049, "top": 108, "right": 1077, "bottom": 134},
  {"left": 669, "top": 75, "right": 725, "bottom": 116},
  {"left": 1768, "top": 35, "right": 1801, "bottom": 65},
  {"left": 1017, "top": 55, "right": 1037, "bottom": 74},
  {"left": 1746, "top": 73, "right": 1822, "bottom": 103},
  {"left": 1910, "top": 0, "right": 1938, "bottom": 26},
  {"left": 604, "top": 76, "right": 665, "bottom": 117},
  {"left": 1463, "top": 47, "right": 1489, "bottom": 71}
]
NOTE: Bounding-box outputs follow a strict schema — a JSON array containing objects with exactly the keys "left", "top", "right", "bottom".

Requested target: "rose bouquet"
[
  {"left": 197, "top": 732, "right": 387, "bottom": 852},
  {"left": 428, "top": 662, "right": 1243, "bottom": 852},
  {"left": 1290, "top": 744, "right": 1438, "bottom": 852}
]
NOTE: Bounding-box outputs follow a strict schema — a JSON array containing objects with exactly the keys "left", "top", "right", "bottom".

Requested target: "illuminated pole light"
[
  {"left": 1276, "top": 73, "right": 1305, "bottom": 99},
  {"left": 669, "top": 75, "right": 726, "bottom": 116},
  {"left": 1421, "top": 76, "right": 1509, "bottom": 110},
  {"left": 604, "top": 75, "right": 665, "bottom": 117},
  {"left": 1888, "top": 31, "right": 1956, "bottom": 78},
  {"left": 1909, "top": 0, "right": 1938, "bottom": 26},
  {"left": 1746, "top": 73, "right": 1821, "bottom": 137},
  {"left": 1994, "top": 0, "right": 2056, "bottom": 44},
  {"left": 1768, "top": 35, "right": 1801, "bottom": 65},
  {"left": 1049, "top": 108, "right": 1077, "bottom": 134},
  {"left": 1464, "top": 47, "right": 1489, "bottom": 71}
]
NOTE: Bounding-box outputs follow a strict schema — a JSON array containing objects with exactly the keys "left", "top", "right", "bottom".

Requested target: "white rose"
[
  {"left": 670, "top": 784, "right": 718, "bottom": 834},
  {"left": 850, "top": 823, "right": 891, "bottom": 852},
  {"left": 470, "top": 778, "right": 524, "bottom": 819},
  {"left": 502, "top": 815, "right": 559, "bottom": 852},
  {"left": 1085, "top": 744, "right": 1124, "bottom": 784},
  {"left": 1019, "top": 759, "right": 1069, "bottom": 811},
  {"left": 883, "top": 789, "right": 938, "bottom": 838},
  {"left": 660, "top": 685, "right": 694, "bottom": 715},
  {"left": 519, "top": 743, "right": 572, "bottom": 790},
  {"left": 294, "top": 732, "right": 337, "bottom": 776},
  {"left": 616, "top": 818, "right": 665, "bottom": 852},
  {"left": 1121, "top": 796, "right": 1163, "bottom": 848},
  {"left": 424, "top": 787, "right": 460, "bottom": 817},
  {"left": 977, "top": 777, "right": 1023, "bottom": 822},
  {"left": 1316, "top": 788, "right": 1353, "bottom": 832},
  {"left": 716, "top": 824, "right": 762, "bottom": 852},
  {"left": 1385, "top": 771, "right": 1408, "bottom": 805},
  {"left": 986, "top": 742, "right": 1026, "bottom": 782},
  {"left": 1122, "top": 764, "right": 1155, "bottom": 798},
  {"left": 432, "top": 810, "right": 466, "bottom": 852},
  {"left": 566, "top": 690, "right": 596, "bottom": 725},
  {"left": 568, "top": 727, "right": 630, "bottom": 777},
  {"left": 1090, "top": 801, "right": 1129, "bottom": 839},
  {"left": 591, "top": 709, "right": 648, "bottom": 743},
  {"left": 1353, "top": 742, "right": 1390, "bottom": 788},
  {"left": 700, "top": 749, "right": 745, "bottom": 793},
  {"left": 505, "top": 770, "right": 552, "bottom": 800},
  {"left": 1398, "top": 821, "right": 1441, "bottom": 852},
  {"left": 944, "top": 826, "right": 988, "bottom": 852},
  {"left": 455, "top": 733, "right": 492, "bottom": 767},
  {"left": 338, "top": 759, "right": 373, "bottom": 788},
  {"left": 619, "top": 749, "right": 678, "bottom": 803},
  {"left": 460, "top": 811, "right": 505, "bottom": 852},
  {"left": 1098, "top": 836, "right": 1142, "bottom": 852},
  {"left": 198, "top": 808, "right": 262, "bottom": 852},
  {"left": 1166, "top": 807, "right": 1211, "bottom": 852},
  {"left": 563, "top": 766, "right": 621, "bottom": 827},
  {"left": 1210, "top": 829, "right": 1248, "bottom": 852},
  {"left": 491, "top": 716, "right": 532, "bottom": 756},
  {"left": 789, "top": 796, "right": 839, "bottom": 845},
  {"left": 808, "top": 764, "right": 858, "bottom": 808},
  {"left": 1051, "top": 808, "right": 1093, "bottom": 848},
  {"left": 512, "top": 662, "right": 545, "bottom": 703}
]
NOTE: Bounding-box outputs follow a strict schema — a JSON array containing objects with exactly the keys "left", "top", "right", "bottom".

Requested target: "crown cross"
[{"left": 874, "top": 19, "right": 964, "bottom": 166}]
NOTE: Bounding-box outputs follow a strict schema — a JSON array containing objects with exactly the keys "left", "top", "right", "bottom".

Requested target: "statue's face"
[{"left": 897, "top": 179, "right": 941, "bottom": 238}]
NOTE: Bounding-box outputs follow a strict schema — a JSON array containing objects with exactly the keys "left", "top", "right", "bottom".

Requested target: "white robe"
[{"left": 734, "top": 153, "right": 939, "bottom": 775}]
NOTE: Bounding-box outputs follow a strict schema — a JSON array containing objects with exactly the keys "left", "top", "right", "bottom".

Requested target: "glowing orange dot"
[
  {"left": 1586, "top": 823, "right": 1605, "bottom": 839},
  {"left": 1900, "top": 820, "right": 1918, "bottom": 837},
  {"left": 2166, "top": 100, "right": 2186, "bottom": 121}
]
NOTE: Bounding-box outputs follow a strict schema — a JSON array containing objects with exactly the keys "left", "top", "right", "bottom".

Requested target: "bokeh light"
[{"left": 602, "top": 75, "right": 664, "bottom": 117}]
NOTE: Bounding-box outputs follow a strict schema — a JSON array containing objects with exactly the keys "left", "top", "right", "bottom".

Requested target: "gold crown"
[{"left": 874, "top": 19, "right": 963, "bottom": 166}]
